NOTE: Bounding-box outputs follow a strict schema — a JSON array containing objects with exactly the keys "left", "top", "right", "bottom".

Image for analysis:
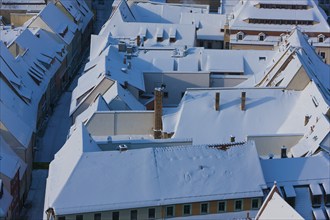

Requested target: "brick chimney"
[
  {"left": 137, "top": 35, "right": 141, "bottom": 46},
  {"left": 241, "top": 91, "right": 246, "bottom": 111},
  {"left": 215, "top": 92, "right": 220, "bottom": 111},
  {"left": 154, "top": 88, "right": 163, "bottom": 139},
  {"left": 304, "top": 115, "right": 310, "bottom": 126}
]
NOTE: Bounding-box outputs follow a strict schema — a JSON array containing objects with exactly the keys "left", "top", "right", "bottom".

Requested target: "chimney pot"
[
  {"left": 241, "top": 91, "right": 246, "bottom": 111},
  {"left": 230, "top": 135, "right": 235, "bottom": 143},
  {"left": 137, "top": 35, "right": 141, "bottom": 46},
  {"left": 281, "top": 146, "right": 287, "bottom": 158},
  {"left": 304, "top": 115, "right": 310, "bottom": 126},
  {"left": 215, "top": 92, "right": 220, "bottom": 111}
]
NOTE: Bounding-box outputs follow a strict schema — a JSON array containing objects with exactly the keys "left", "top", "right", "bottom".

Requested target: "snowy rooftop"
[
  {"left": 108, "top": 23, "right": 196, "bottom": 47},
  {"left": 255, "top": 184, "right": 304, "bottom": 220},
  {"left": 163, "top": 88, "right": 302, "bottom": 145},
  {"left": 0, "top": 136, "right": 27, "bottom": 180},
  {"left": 58, "top": 0, "right": 93, "bottom": 32},
  {"left": 33, "top": 3, "right": 78, "bottom": 45},
  {"left": 45, "top": 126, "right": 266, "bottom": 215},
  {"left": 229, "top": 0, "right": 330, "bottom": 33},
  {"left": 0, "top": 0, "right": 46, "bottom": 11},
  {"left": 261, "top": 152, "right": 330, "bottom": 187},
  {"left": 0, "top": 26, "right": 26, "bottom": 46},
  {"left": 99, "top": 0, "right": 224, "bottom": 42}
]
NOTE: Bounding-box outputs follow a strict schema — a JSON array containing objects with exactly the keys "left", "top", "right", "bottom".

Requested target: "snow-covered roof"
[
  {"left": 0, "top": 181, "right": 12, "bottom": 218},
  {"left": 163, "top": 87, "right": 303, "bottom": 145},
  {"left": 35, "top": 3, "right": 78, "bottom": 45},
  {"left": 255, "top": 184, "right": 304, "bottom": 220},
  {"left": 0, "top": 26, "right": 26, "bottom": 46},
  {"left": 0, "top": 136, "right": 27, "bottom": 180},
  {"left": 108, "top": 23, "right": 196, "bottom": 47},
  {"left": 229, "top": 0, "right": 330, "bottom": 33},
  {"left": 103, "top": 81, "right": 145, "bottom": 110},
  {"left": 129, "top": 1, "right": 209, "bottom": 24},
  {"left": 58, "top": 0, "right": 93, "bottom": 32},
  {"left": 0, "top": 141, "right": 20, "bottom": 179},
  {"left": 0, "top": 0, "right": 46, "bottom": 12},
  {"left": 14, "top": 28, "right": 65, "bottom": 91},
  {"left": 45, "top": 137, "right": 266, "bottom": 215},
  {"left": 261, "top": 151, "right": 330, "bottom": 187},
  {"left": 179, "top": 12, "right": 226, "bottom": 41}
]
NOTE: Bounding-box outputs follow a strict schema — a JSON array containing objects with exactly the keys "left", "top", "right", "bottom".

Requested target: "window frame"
[
  {"left": 218, "top": 201, "right": 226, "bottom": 212},
  {"left": 234, "top": 199, "right": 243, "bottom": 211},
  {"left": 130, "top": 210, "right": 138, "bottom": 220},
  {"left": 182, "top": 204, "right": 192, "bottom": 216},
  {"left": 200, "top": 203, "right": 209, "bottom": 214},
  {"left": 251, "top": 198, "right": 261, "bottom": 209},
  {"left": 112, "top": 211, "right": 119, "bottom": 220},
  {"left": 148, "top": 208, "right": 156, "bottom": 219},
  {"left": 165, "top": 206, "right": 175, "bottom": 217}
]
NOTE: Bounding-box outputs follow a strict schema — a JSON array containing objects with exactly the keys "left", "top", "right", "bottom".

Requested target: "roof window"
[{"left": 237, "top": 31, "right": 244, "bottom": 40}]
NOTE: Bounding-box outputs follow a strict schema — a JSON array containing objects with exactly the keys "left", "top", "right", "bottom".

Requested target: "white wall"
[
  {"left": 247, "top": 134, "right": 303, "bottom": 158},
  {"left": 144, "top": 72, "right": 210, "bottom": 106},
  {"left": 86, "top": 111, "right": 154, "bottom": 137}
]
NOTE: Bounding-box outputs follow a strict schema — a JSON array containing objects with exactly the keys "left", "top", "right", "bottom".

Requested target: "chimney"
[
  {"left": 137, "top": 35, "right": 141, "bottom": 46},
  {"left": 215, "top": 92, "right": 220, "bottom": 111},
  {"left": 304, "top": 115, "right": 310, "bottom": 126},
  {"left": 230, "top": 135, "right": 235, "bottom": 143},
  {"left": 154, "top": 88, "right": 163, "bottom": 139},
  {"left": 281, "top": 146, "right": 287, "bottom": 158},
  {"left": 241, "top": 91, "right": 246, "bottom": 111}
]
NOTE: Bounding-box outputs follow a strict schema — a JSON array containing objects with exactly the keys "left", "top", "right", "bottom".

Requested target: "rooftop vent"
[
  {"left": 118, "top": 41, "right": 126, "bottom": 52},
  {"left": 118, "top": 144, "right": 128, "bottom": 152}
]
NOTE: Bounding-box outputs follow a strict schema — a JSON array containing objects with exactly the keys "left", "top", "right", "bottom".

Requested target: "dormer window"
[
  {"left": 318, "top": 34, "right": 325, "bottom": 43},
  {"left": 237, "top": 31, "right": 244, "bottom": 40},
  {"left": 258, "top": 32, "right": 266, "bottom": 41}
]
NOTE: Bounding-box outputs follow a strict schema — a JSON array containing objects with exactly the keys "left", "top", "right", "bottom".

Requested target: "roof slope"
[
  {"left": 255, "top": 184, "right": 304, "bottom": 220},
  {"left": 37, "top": 3, "right": 77, "bottom": 44},
  {"left": 163, "top": 88, "right": 301, "bottom": 145},
  {"left": 45, "top": 140, "right": 266, "bottom": 215}
]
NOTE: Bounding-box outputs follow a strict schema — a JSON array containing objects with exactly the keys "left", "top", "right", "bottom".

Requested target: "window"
[
  {"left": 325, "top": 194, "right": 330, "bottom": 206},
  {"left": 112, "top": 212, "right": 119, "bottom": 220},
  {"left": 94, "top": 213, "right": 101, "bottom": 220},
  {"left": 148, "top": 208, "right": 155, "bottom": 219},
  {"left": 58, "top": 217, "right": 66, "bottom": 220},
  {"left": 163, "top": 92, "right": 168, "bottom": 98},
  {"left": 320, "top": 52, "right": 326, "bottom": 60},
  {"left": 170, "top": 37, "right": 176, "bottom": 43},
  {"left": 235, "top": 200, "right": 243, "bottom": 211},
  {"left": 166, "top": 206, "right": 174, "bottom": 217},
  {"left": 183, "top": 204, "right": 192, "bottom": 215},
  {"left": 207, "top": 42, "right": 212, "bottom": 49},
  {"left": 312, "top": 195, "right": 322, "bottom": 207},
  {"left": 259, "top": 57, "right": 266, "bottom": 61},
  {"left": 237, "top": 32, "right": 244, "bottom": 40},
  {"left": 258, "top": 33, "right": 265, "bottom": 41},
  {"left": 318, "top": 34, "right": 325, "bottom": 43},
  {"left": 200, "top": 203, "right": 209, "bottom": 214},
  {"left": 252, "top": 198, "right": 260, "bottom": 209},
  {"left": 218, "top": 201, "right": 226, "bottom": 212},
  {"left": 130, "top": 210, "right": 137, "bottom": 220},
  {"left": 76, "top": 215, "right": 83, "bottom": 220}
]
